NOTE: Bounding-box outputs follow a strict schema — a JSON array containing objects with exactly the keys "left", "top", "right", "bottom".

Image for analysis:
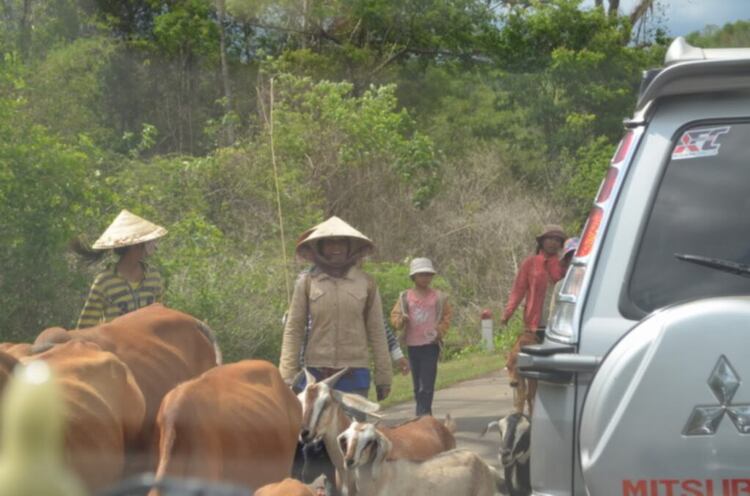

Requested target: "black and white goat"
[{"left": 481, "top": 412, "right": 531, "bottom": 496}]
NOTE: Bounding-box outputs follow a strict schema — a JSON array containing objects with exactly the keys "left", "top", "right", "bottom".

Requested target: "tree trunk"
[
  {"left": 301, "top": 0, "right": 308, "bottom": 48},
  {"left": 629, "top": 0, "right": 655, "bottom": 26},
  {"left": 216, "top": 0, "right": 235, "bottom": 145},
  {"left": 607, "top": 0, "right": 620, "bottom": 17},
  {"left": 18, "top": 0, "right": 32, "bottom": 60}
]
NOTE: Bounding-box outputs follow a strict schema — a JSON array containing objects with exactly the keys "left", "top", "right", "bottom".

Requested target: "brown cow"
[
  {"left": 254, "top": 478, "right": 316, "bottom": 496},
  {"left": 33, "top": 304, "right": 221, "bottom": 472},
  {"left": 153, "top": 360, "right": 302, "bottom": 492},
  {"left": 28, "top": 340, "right": 146, "bottom": 492},
  {"left": 0, "top": 342, "right": 32, "bottom": 359}
]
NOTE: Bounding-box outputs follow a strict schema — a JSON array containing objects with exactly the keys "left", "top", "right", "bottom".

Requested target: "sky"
[{"left": 581, "top": 0, "right": 749, "bottom": 37}]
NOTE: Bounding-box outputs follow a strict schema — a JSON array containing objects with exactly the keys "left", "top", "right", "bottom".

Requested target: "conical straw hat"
[
  {"left": 296, "top": 216, "right": 373, "bottom": 262},
  {"left": 92, "top": 210, "right": 167, "bottom": 250}
]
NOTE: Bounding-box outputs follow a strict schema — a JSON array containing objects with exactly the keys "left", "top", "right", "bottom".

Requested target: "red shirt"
[{"left": 502, "top": 253, "right": 564, "bottom": 331}]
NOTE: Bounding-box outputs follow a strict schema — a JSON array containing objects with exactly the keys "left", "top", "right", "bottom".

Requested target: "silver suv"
[{"left": 518, "top": 37, "right": 750, "bottom": 496}]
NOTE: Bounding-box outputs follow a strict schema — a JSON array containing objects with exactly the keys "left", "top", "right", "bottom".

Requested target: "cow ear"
[{"left": 336, "top": 391, "right": 380, "bottom": 414}]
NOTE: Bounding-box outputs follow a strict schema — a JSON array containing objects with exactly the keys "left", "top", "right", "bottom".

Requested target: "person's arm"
[
  {"left": 501, "top": 257, "right": 531, "bottom": 325},
  {"left": 279, "top": 274, "right": 309, "bottom": 383},
  {"left": 76, "top": 278, "right": 105, "bottom": 329},
  {"left": 389, "top": 296, "right": 406, "bottom": 331},
  {"left": 545, "top": 253, "right": 565, "bottom": 282},
  {"left": 437, "top": 298, "right": 453, "bottom": 340},
  {"left": 153, "top": 270, "right": 164, "bottom": 303},
  {"left": 384, "top": 323, "right": 404, "bottom": 361},
  {"left": 364, "top": 279, "right": 393, "bottom": 396},
  {"left": 385, "top": 321, "right": 409, "bottom": 375}
]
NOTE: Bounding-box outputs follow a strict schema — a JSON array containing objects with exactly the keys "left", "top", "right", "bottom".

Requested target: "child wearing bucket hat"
[
  {"left": 390, "top": 257, "right": 452, "bottom": 416},
  {"left": 71, "top": 210, "right": 167, "bottom": 328},
  {"left": 500, "top": 224, "right": 566, "bottom": 415}
]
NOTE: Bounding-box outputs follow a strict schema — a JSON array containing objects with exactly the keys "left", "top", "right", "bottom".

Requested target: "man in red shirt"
[{"left": 501, "top": 225, "right": 566, "bottom": 414}]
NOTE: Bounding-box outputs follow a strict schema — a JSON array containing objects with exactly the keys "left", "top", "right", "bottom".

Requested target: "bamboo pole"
[{"left": 268, "top": 78, "right": 292, "bottom": 305}]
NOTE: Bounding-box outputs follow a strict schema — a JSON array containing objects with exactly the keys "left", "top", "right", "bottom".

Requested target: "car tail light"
[
  {"left": 549, "top": 300, "right": 577, "bottom": 341},
  {"left": 612, "top": 130, "right": 634, "bottom": 164},
  {"left": 548, "top": 127, "right": 644, "bottom": 344},
  {"left": 562, "top": 264, "right": 586, "bottom": 296},
  {"left": 547, "top": 264, "right": 587, "bottom": 342},
  {"left": 577, "top": 207, "right": 603, "bottom": 258},
  {"left": 596, "top": 167, "right": 618, "bottom": 203}
]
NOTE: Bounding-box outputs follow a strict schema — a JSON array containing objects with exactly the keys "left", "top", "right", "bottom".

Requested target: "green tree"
[
  {"left": 0, "top": 61, "right": 108, "bottom": 340},
  {"left": 687, "top": 20, "right": 750, "bottom": 48}
]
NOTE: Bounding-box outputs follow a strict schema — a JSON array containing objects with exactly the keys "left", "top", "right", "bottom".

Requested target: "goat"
[
  {"left": 338, "top": 421, "right": 502, "bottom": 496},
  {"left": 297, "top": 368, "right": 456, "bottom": 495},
  {"left": 481, "top": 412, "right": 531, "bottom": 496}
]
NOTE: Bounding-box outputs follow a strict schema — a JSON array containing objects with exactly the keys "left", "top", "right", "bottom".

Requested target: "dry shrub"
[{"left": 340, "top": 145, "right": 566, "bottom": 347}]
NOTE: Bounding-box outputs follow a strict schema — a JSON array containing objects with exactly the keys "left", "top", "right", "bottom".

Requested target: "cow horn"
[{"left": 321, "top": 367, "right": 350, "bottom": 387}]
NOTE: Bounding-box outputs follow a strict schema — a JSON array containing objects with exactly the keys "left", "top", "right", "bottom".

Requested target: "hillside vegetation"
[{"left": 2, "top": 1, "right": 747, "bottom": 362}]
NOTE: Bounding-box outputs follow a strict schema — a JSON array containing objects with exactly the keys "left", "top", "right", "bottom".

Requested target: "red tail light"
[
  {"left": 577, "top": 206, "right": 603, "bottom": 258},
  {"left": 612, "top": 131, "right": 634, "bottom": 164},
  {"left": 596, "top": 167, "right": 618, "bottom": 203}
]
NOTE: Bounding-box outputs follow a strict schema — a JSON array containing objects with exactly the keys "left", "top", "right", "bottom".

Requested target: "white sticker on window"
[{"left": 672, "top": 126, "right": 731, "bottom": 160}]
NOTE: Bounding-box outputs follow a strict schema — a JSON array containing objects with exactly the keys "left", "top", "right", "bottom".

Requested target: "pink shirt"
[{"left": 405, "top": 289, "right": 439, "bottom": 346}]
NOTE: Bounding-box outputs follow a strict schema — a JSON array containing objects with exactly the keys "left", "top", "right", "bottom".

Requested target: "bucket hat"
[
  {"left": 561, "top": 237, "right": 580, "bottom": 259},
  {"left": 536, "top": 224, "right": 566, "bottom": 243},
  {"left": 295, "top": 216, "right": 374, "bottom": 262},
  {"left": 409, "top": 258, "right": 436, "bottom": 277},
  {"left": 92, "top": 210, "right": 167, "bottom": 250}
]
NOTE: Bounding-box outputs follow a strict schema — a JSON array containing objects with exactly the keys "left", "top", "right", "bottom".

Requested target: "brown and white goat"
[
  {"left": 297, "top": 368, "right": 456, "bottom": 495},
  {"left": 481, "top": 412, "right": 531, "bottom": 496},
  {"left": 338, "top": 421, "right": 502, "bottom": 496}
]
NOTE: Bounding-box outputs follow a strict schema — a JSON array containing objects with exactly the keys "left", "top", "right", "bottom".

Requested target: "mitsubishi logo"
[{"left": 683, "top": 356, "right": 750, "bottom": 436}]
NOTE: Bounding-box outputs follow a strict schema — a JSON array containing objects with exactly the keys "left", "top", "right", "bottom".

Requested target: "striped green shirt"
[{"left": 76, "top": 264, "right": 163, "bottom": 329}]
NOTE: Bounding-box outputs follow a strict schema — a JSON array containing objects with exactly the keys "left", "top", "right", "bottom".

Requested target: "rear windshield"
[{"left": 628, "top": 121, "right": 750, "bottom": 314}]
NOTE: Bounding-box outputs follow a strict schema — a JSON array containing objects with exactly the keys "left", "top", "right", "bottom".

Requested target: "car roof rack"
[{"left": 635, "top": 37, "right": 750, "bottom": 111}]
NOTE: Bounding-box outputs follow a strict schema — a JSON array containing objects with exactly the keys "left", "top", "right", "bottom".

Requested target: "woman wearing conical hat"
[
  {"left": 71, "top": 210, "right": 167, "bottom": 329},
  {"left": 279, "top": 216, "right": 393, "bottom": 401}
]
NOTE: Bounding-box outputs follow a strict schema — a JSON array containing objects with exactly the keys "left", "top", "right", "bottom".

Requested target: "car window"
[{"left": 628, "top": 121, "right": 750, "bottom": 314}]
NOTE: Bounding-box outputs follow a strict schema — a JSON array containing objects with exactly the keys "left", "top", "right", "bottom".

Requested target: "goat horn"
[
  {"left": 480, "top": 420, "right": 499, "bottom": 438},
  {"left": 304, "top": 368, "right": 317, "bottom": 387},
  {"left": 321, "top": 367, "right": 350, "bottom": 387}
]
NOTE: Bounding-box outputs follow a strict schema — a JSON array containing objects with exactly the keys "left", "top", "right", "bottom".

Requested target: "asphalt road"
[
  {"left": 306, "top": 369, "right": 515, "bottom": 495},
  {"left": 379, "top": 369, "right": 514, "bottom": 470}
]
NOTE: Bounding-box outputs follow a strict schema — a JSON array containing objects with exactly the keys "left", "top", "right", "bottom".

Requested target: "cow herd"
[{"left": 0, "top": 304, "right": 531, "bottom": 496}]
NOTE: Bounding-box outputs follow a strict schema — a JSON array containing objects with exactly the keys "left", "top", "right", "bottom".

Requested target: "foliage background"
[{"left": 1, "top": 0, "right": 746, "bottom": 363}]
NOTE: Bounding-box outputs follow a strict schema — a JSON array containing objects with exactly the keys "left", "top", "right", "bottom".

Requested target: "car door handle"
[{"left": 518, "top": 352, "right": 601, "bottom": 373}]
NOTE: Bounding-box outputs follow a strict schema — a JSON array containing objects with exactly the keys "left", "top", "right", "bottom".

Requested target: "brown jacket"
[
  {"left": 389, "top": 289, "right": 453, "bottom": 342},
  {"left": 279, "top": 267, "right": 392, "bottom": 387}
]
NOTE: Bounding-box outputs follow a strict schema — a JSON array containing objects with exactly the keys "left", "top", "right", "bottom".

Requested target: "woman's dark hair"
[{"left": 70, "top": 238, "right": 130, "bottom": 264}]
